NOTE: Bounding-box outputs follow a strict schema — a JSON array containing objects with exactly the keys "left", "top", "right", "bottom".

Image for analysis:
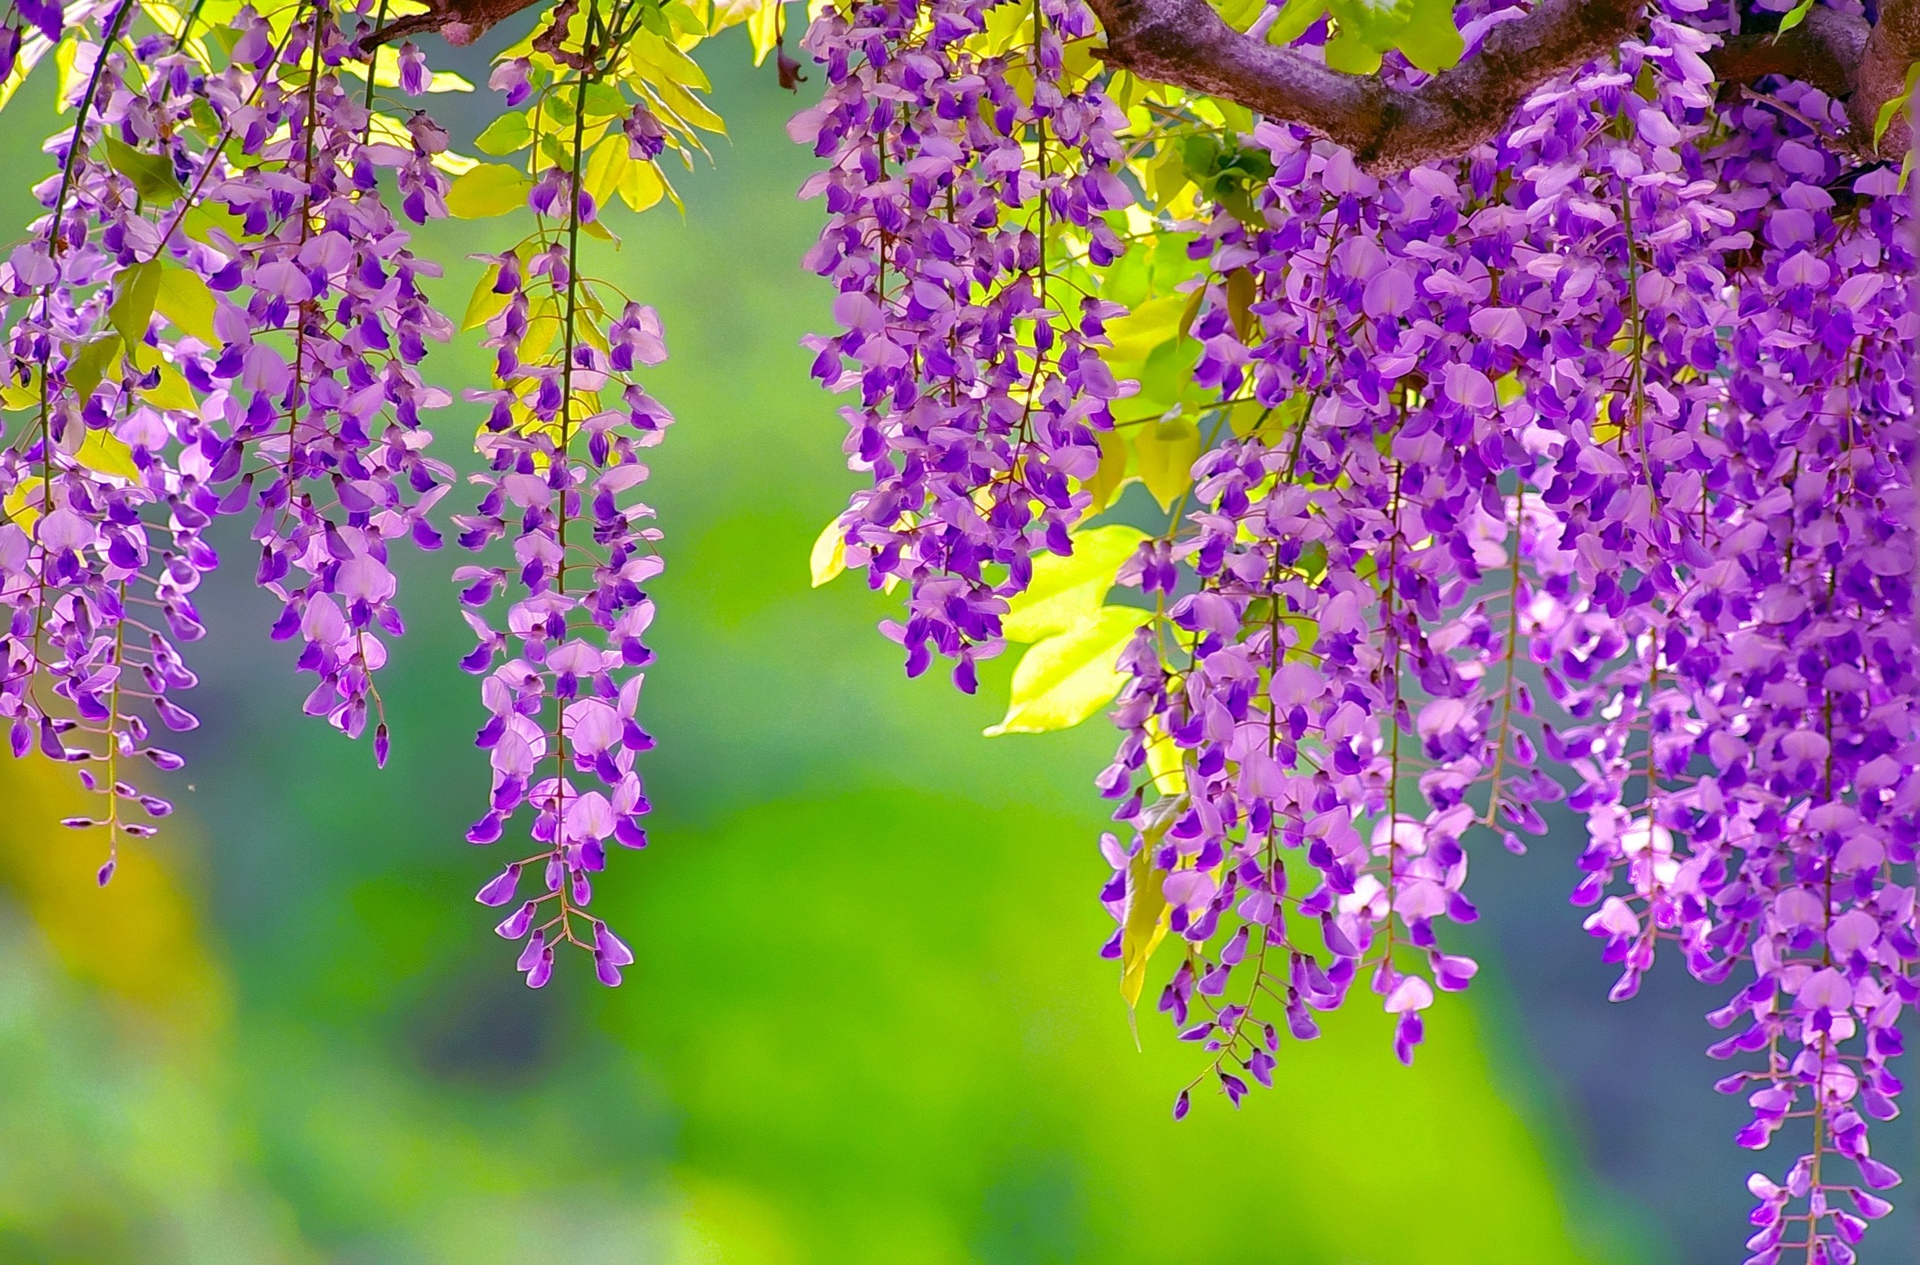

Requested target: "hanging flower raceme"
[
  {"left": 0, "top": 2, "right": 497, "bottom": 889},
  {"left": 450, "top": 4, "right": 689, "bottom": 987},
  {"left": 794, "top": 0, "right": 1132, "bottom": 690},
  {"left": 795, "top": 0, "right": 1920, "bottom": 1252}
]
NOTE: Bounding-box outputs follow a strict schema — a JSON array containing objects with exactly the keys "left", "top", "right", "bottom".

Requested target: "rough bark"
[{"left": 1089, "top": 0, "right": 1920, "bottom": 171}]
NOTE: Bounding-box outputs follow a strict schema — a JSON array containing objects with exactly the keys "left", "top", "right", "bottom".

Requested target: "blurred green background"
[{"left": 0, "top": 27, "right": 1872, "bottom": 1264}]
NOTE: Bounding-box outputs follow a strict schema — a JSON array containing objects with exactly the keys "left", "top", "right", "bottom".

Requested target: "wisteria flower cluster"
[
  {"left": 801, "top": 0, "right": 1918, "bottom": 1258},
  {"left": 0, "top": 0, "right": 1916, "bottom": 1253},
  {"left": 791, "top": 0, "right": 1133, "bottom": 690},
  {"left": 0, "top": 0, "right": 723, "bottom": 980}
]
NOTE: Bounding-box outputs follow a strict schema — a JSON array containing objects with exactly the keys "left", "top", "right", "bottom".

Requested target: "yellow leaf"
[
  {"left": 1120, "top": 849, "right": 1168, "bottom": 1009},
  {"left": 1002, "top": 525, "right": 1147, "bottom": 642},
  {"left": 1135, "top": 416, "right": 1201, "bottom": 510},
  {"left": 1143, "top": 715, "right": 1186, "bottom": 795},
  {"left": 629, "top": 29, "right": 713, "bottom": 92},
  {"left": 584, "top": 135, "right": 630, "bottom": 209},
  {"left": 138, "top": 362, "right": 198, "bottom": 412},
  {"left": 76, "top": 428, "right": 141, "bottom": 481},
  {"left": 746, "top": 0, "right": 783, "bottom": 64},
  {"left": 619, "top": 158, "right": 666, "bottom": 213},
  {"left": 649, "top": 76, "right": 727, "bottom": 136},
  {"left": 0, "top": 369, "right": 40, "bottom": 412},
  {"left": 1101, "top": 293, "right": 1186, "bottom": 364},
  {"left": 446, "top": 163, "right": 531, "bottom": 219},
  {"left": 1083, "top": 427, "right": 1132, "bottom": 513},
  {"left": 985, "top": 606, "right": 1150, "bottom": 737},
  {"left": 154, "top": 266, "right": 217, "bottom": 345},
  {"left": 1120, "top": 796, "right": 1184, "bottom": 1009},
  {"left": 809, "top": 516, "right": 846, "bottom": 587},
  {"left": 3, "top": 483, "right": 39, "bottom": 530}
]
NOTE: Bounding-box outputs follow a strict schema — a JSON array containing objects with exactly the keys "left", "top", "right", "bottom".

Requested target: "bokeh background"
[{"left": 0, "top": 26, "right": 1914, "bottom": 1263}]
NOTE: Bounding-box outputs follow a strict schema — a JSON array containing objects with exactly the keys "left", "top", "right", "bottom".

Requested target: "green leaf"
[
  {"left": 473, "top": 111, "right": 533, "bottom": 156},
  {"left": 1001, "top": 525, "right": 1148, "bottom": 643},
  {"left": 108, "top": 261, "right": 163, "bottom": 357},
  {"left": 1268, "top": 0, "right": 1328, "bottom": 44},
  {"left": 179, "top": 201, "right": 253, "bottom": 245},
  {"left": 445, "top": 164, "right": 531, "bottom": 219},
  {"left": 809, "top": 516, "right": 846, "bottom": 588},
  {"left": 984, "top": 606, "right": 1150, "bottom": 737},
  {"left": 154, "top": 266, "right": 217, "bottom": 345},
  {"left": 1134, "top": 416, "right": 1201, "bottom": 511},
  {"left": 1322, "top": 24, "right": 1383, "bottom": 73},
  {"left": 66, "top": 334, "right": 123, "bottom": 404},
  {"left": 103, "top": 135, "right": 187, "bottom": 202},
  {"left": 581, "top": 81, "right": 631, "bottom": 122},
  {"left": 1326, "top": 0, "right": 1413, "bottom": 51},
  {"left": 1397, "top": 0, "right": 1464, "bottom": 73},
  {"left": 1873, "top": 61, "right": 1920, "bottom": 148},
  {"left": 1775, "top": 0, "right": 1815, "bottom": 34}
]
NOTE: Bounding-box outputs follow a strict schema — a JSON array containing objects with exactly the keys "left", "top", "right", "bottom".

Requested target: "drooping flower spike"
[{"left": 800, "top": 0, "right": 1917, "bottom": 1256}]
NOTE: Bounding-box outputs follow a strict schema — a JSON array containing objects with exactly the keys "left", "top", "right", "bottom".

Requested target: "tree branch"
[
  {"left": 1087, "top": 0, "right": 1646, "bottom": 173},
  {"left": 1853, "top": 0, "right": 1920, "bottom": 154},
  {"left": 1091, "top": 0, "right": 1920, "bottom": 169},
  {"left": 1708, "top": 7, "right": 1867, "bottom": 103}
]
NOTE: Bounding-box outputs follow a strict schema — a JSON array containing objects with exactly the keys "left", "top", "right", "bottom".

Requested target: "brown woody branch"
[{"left": 1089, "top": 0, "right": 1920, "bottom": 170}]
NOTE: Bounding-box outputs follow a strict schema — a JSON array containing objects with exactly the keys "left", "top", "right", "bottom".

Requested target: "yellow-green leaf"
[
  {"left": 1873, "top": 61, "right": 1920, "bottom": 148},
  {"left": 746, "top": 0, "right": 783, "bottom": 64},
  {"left": 1120, "top": 847, "right": 1168, "bottom": 1010},
  {"left": 76, "top": 428, "right": 141, "bottom": 481},
  {"left": 179, "top": 201, "right": 252, "bottom": 245},
  {"left": 1322, "top": 25, "right": 1383, "bottom": 74},
  {"left": 1775, "top": 0, "right": 1815, "bottom": 34},
  {"left": 1120, "top": 795, "right": 1184, "bottom": 1010},
  {"left": 1101, "top": 293, "right": 1185, "bottom": 364},
  {"left": 3, "top": 483, "right": 40, "bottom": 530},
  {"left": 446, "top": 163, "right": 531, "bottom": 219},
  {"left": 67, "top": 335, "right": 123, "bottom": 404},
  {"left": 0, "top": 369, "right": 38, "bottom": 412},
  {"left": 809, "top": 516, "right": 846, "bottom": 588},
  {"left": 583, "top": 135, "right": 631, "bottom": 210},
  {"left": 108, "top": 260, "right": 162, "bottom": 353},
  {"left": 474, "top": 111, "right": 533, "bottom": 155},
  {"left": 1084, "top": 427, "right": 1132, "bottom": 514},
  {"left": 1135, "top": 416, "right": 1201, "bottom": 511},
  {"left": 1268, "top": 0, "right": 1327, "bottom": 44},
  {"left": 985, "top": 606, "right": 1150, "bottom": 737},
  {"left": 1397, "top": 0, "right": 1464, "bottom": 73},
  {"left": 138, "top": 362, "right": 198, "bottom": 413},
  {"left": 154, "top": 266, "right": 217, "bottom": 345},
  {"left": 1143, "top": 715, "right": 1186, "bottom": 795},
  {"left": 103, "top": 135, "right": 187, "bottom": 202},
  {"left": 463, "top": 264, "right": 511, "bottom": 331},
  {"left": 1001, "top": 525, "right": 1147, "bottom": 642},
  {"left": 618, "top": 157, "right": 666, "bottom": 213}
]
